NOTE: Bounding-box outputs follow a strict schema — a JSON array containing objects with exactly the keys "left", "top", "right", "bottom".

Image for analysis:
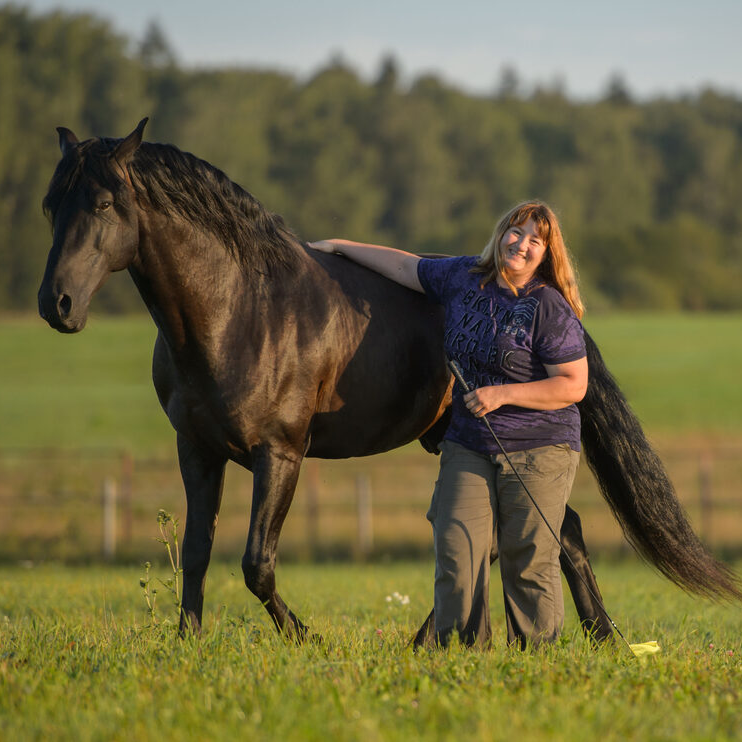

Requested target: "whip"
[{"left": 448, "top": 358, "right": 659, "bottom": 658}]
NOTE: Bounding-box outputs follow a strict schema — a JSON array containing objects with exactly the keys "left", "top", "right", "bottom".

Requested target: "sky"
[{"left": 16, "top": 0, "right": 742, "bottom": 99}]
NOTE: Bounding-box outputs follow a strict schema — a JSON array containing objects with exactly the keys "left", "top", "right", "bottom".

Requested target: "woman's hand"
[
  {"left": 462, "top": 357, "right": 588, "bottom": 417},
  {"left": 463, "top": 386, "right": 509, "bottom": 417}
]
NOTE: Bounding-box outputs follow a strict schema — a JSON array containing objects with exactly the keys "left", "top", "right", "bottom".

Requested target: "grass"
[
  {"left": 2, "top": 311, "right": 742, "bottom": 561},
  {"left": 2, "top": 312, "right": 742, "bottom": 457},
  {"left": 1, "top": 559, "right": 741, "bottom": 741},
  {"left": 2, "top": 314, "right": 740, "bottom": 738}
]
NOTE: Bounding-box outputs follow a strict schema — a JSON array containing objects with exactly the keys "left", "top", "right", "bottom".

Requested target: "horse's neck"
[{"left": 130, "top": 212, "right": 277, "bottom": 361}]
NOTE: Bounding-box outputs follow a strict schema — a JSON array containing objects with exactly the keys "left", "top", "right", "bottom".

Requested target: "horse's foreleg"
[
  {"left": 559, "top": 505, "right": 614, "bottom": 643},
  {"left": 242, "top": 447, "right": 309, "bottom": 640},
  {"left": 177, "top": 434, "right": 226, "bottom": 635}
]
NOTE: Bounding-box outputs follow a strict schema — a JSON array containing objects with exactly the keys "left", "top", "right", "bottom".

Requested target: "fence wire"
[{"left": 1, "top": 442, "right": 740, "bottom": 563}]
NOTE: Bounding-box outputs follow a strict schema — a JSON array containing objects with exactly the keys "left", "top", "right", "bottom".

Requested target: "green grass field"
[
  {"left": 2, "top": 312, "right": 742, "bottom": 562},
  {"left": 1, "top": 559, "right": 741, "bottom": 741},
  {"left": 2, "top": 315, "right": 741, "bottom": 740},
  {"left": 2, "top": 311, "right": 742, "bottom": 455}
]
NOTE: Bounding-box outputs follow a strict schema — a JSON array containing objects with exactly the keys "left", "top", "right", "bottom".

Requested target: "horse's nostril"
[{"left": 58, "top": 294, "right": 72, "bottom": 318}]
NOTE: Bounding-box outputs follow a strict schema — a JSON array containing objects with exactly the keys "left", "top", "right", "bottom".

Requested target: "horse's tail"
[{"left": 579, "top": 331, "right": 742, "bottom": 600}]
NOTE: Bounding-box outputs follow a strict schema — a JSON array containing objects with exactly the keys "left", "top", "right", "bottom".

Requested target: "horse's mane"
[{"left": 43, "top": 137, "right": 303, "bottom": 276}]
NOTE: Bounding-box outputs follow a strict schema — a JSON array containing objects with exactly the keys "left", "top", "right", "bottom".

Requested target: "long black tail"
[{"left": 579, "top": 331, "right": 742, "bottom": 600}]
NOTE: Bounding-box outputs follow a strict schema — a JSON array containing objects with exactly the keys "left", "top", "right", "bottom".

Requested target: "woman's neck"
[{"left": 496, "top": 272, "right": 537, "bottom": 290}]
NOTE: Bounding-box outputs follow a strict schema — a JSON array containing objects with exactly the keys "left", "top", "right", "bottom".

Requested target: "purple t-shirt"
[{"left": 418, "top": 255, "right": 586, "bottom": 455}]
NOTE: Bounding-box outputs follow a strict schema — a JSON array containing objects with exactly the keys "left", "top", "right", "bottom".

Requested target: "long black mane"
[{"left": 43, "top": 137, "right": 303, "bottom": 276}]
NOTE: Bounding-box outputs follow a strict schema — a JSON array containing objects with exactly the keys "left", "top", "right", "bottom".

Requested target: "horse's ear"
[
  {"left": 112, "top": 117, "right": 149, "bottom": 165},
  {"left": 57, "top": 127, "right": 79, "bottom": 157}
]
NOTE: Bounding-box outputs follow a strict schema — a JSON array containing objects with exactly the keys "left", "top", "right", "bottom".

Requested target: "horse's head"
[{"left": 38, "top": 119, "right": 148, "bottom": 332}]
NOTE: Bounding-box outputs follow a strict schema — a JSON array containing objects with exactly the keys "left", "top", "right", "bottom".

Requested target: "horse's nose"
[{"left": 57, "top": 293, "right": 72, "bottom": 320}]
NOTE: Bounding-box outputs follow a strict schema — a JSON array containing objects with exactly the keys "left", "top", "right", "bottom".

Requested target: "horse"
[{"left": 38, "top": 119, "right": 741, "bottom": 643}]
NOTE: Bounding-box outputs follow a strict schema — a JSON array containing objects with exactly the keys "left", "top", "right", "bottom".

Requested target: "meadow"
[
  {"left": 1, "top": 312, "right": 742, "bottom": 740},
  {"left": 2, "top": 311, "right": 742, "bottom": 454},
  {"left": 1, "top": 559, "right": 741, "bottom": 741},
  {"left": 1, "top": 311, "right": 742, "bottom": 561}
]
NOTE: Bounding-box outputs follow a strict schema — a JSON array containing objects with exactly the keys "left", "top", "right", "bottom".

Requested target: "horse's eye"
[{"left": 97, "top": 201, "right": 112, "bottom": 212}]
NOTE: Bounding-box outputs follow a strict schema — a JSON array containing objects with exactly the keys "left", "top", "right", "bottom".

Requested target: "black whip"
[{"left": 448, "top": 358, "right": 636, "bottom": 653}]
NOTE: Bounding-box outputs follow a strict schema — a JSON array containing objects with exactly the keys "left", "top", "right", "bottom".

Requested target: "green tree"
[
  {"left": 0, "top": 7, "right": 148, "bottom": 311},
  {"left": 3, "top": 5, "right": 742, "bottom": 312}
]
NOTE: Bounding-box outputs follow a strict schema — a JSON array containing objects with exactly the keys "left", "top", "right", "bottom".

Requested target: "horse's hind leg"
[
  {"left": 177, "top": 434, "right": 226, "bottom": 635},
  {"left": 559, "top": 505, "right": 614, "bottom": 643},
  {"left": 242, "top": 447, "right": 310, "bottom": 640}
]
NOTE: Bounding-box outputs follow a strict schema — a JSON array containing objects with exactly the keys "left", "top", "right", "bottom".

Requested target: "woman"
[{"left": 310, "top": 201, "right": 587, "bottom": 649}]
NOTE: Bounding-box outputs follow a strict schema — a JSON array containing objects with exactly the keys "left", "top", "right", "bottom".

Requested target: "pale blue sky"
[{"left": 17, "top": 0, "right": 742, "bottom": 99}]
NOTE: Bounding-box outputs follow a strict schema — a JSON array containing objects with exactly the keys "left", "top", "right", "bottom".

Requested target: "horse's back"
[{"left": 304, "top": 252, "right": 451, "bottom": 458}]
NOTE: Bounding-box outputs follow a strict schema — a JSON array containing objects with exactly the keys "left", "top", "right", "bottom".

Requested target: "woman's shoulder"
[
  {"left": 529, "top": 282, "right": 570, "bottom": 306},
  {"left": 529, "top": 283, "right": 582, "bottom": 323},
  {"left": 418, "top": 254, "right": 480, "bottom": 283},
  {"left": 420, "top": 254, "right": 478, "bottom": 268},
  {"left": 417, "top": 254, "right": 481, "bottom": 301}
]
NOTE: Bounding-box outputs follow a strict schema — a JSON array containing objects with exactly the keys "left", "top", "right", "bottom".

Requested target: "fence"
[{"left": 0, "top": 441, "right": 741, "bottom": 563}]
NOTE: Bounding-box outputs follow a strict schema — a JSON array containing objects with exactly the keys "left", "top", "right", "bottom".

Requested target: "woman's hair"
[{"left": 474, "top": 200, "right": 584, "bottom": 318}]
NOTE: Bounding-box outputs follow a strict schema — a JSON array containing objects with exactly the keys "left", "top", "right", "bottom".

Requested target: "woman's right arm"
[{"left": 308, "top": 239, "right": 424, "bottom": 293}]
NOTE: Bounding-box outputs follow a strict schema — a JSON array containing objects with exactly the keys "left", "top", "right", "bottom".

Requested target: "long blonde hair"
[{"left": 474, "top": 200, "right": 584, "bottom": 319}]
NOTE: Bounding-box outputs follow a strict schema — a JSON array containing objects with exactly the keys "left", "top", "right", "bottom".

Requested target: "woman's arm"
[
  {"left": 463, "top": 356, "right": 588, "bottom": 417},
  {"left": 309, "top": 239, "right": 424, "bottom": 293}
]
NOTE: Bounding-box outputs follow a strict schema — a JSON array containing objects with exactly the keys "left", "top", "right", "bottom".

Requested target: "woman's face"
[{"left": 499, "top": 217, "right": 548, "bottom": 286}]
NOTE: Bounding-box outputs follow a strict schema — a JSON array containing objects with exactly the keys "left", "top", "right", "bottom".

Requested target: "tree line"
[{"left": 2, "top": 6, "right": 742, "bottom": 313}]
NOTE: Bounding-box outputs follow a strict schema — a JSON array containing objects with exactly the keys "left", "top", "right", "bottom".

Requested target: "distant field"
[
  {"left": 1, "top": 559, "right": 741, "bottom": 741},
  {"left": 2, "top": 310, "right": 742, "bottom": 457},
  {"left": 0, "top": 313, "right": 171, "bottom": 455},
  {"left": 2, "top": 312, "right": 742, "bottom": 456},
  {"left": 582, "top": 312, "right": 742, "bottom": 436},
  {"left": 2, "top": 311, "right": 742, "bottom": 560}
]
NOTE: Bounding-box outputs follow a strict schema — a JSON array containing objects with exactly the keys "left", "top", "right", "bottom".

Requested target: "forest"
[{"left": 2, "top": 5, "right": 742, "bottom": 312}]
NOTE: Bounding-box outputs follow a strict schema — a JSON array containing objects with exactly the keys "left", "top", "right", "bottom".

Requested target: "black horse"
[{"left": 38, "top": 120, "right": 740, "bottom": 643}]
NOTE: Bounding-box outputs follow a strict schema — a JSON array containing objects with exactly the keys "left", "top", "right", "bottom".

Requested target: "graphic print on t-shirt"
[{"left": 444, "top": 287, "right": 539, "bottom": 390}]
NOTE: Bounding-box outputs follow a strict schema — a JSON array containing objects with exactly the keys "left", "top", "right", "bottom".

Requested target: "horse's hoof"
[{"left": 279, "top": 618, "right": 320, "bottom": 645}]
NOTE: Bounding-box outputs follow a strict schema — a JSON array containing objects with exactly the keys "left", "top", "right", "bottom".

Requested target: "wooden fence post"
[
  {"left": 120, "top": 452, "right": 134, "bottom": 547},
  {"left": 356, "top": 473, "right": 373, "bottom": 560},
  {"left": 699, "top": 452, "right": 713, "bottom": 544},
  {"left": 102, "top": 477, "right": 118, "bottom": 560},
  {"left": 305, "top": 459, "right": 320, "bottom": 559}
]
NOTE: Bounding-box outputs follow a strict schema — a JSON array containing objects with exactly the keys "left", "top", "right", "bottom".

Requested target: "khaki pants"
[{"left": 426, "top": 440, "right": 580, "bottom": 648}]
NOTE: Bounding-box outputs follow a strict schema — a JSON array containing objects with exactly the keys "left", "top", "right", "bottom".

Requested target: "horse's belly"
[{"left": 307, "top": 388, "right": 448, "bottom": 459}]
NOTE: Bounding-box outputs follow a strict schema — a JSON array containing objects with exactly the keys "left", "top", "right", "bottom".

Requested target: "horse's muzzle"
[{"left": 38, "top": 286, "right": 85, "bottom": 333}]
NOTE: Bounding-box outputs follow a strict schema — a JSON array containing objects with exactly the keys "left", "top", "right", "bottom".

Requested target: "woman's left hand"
[{"left": 463, "top": 386, "right": 509, "bottom": 418}]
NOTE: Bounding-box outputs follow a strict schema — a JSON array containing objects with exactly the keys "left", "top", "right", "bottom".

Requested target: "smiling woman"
[
  {"left": 477, "top": 201, "right": 584, "bottom": 319},
  {"left": 310, "top": 200, "right": 591, "bottom": 649}
]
